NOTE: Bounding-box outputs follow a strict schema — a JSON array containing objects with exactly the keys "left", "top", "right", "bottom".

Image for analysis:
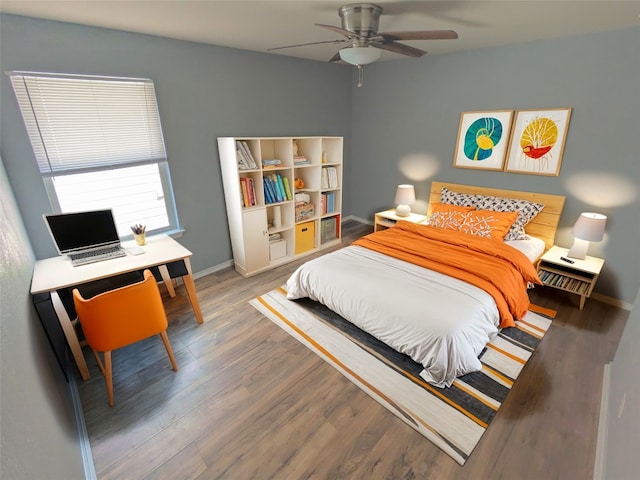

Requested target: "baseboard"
[
  {"left": 347, "top": 214, "right": 372, "bottom": 225},
  {"left": 593, "top": 362, "right": 611, "bottom": 480},
  {"left": 591, "top": 293, "right": 633, "bottom": 311},
  {"left": 192, "top": 259, "right": 234, "bottom": 279},
  {"left": 68, "top": 363, "right": 97, "bottom": 480}
]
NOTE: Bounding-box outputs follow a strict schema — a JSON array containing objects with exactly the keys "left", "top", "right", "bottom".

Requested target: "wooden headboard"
[{"left": 428, "top": 181, "right": 566, "bottom": 251}]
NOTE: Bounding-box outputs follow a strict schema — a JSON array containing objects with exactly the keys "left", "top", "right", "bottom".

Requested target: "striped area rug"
[{"left": 250, "top": 287, "right": 553, "bottom": 465}]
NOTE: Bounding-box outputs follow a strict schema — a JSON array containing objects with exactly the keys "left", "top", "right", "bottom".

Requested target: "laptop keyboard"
[{"left": 69, "top": 246, "right": 126, "bottom": 266}]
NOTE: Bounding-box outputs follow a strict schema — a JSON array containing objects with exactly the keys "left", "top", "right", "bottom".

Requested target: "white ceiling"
[{"left": 1, "top": 1, "right": 639, "bottom": 63}]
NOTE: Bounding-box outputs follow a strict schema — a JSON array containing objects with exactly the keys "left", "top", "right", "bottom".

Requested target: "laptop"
[{"left": 44, "top": 209, "right": 127, "bottom": 266}]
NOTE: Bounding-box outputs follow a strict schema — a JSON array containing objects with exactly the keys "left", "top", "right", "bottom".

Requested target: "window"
[{"left": 9, "top": 71, "right": 180, "bottom": 237}]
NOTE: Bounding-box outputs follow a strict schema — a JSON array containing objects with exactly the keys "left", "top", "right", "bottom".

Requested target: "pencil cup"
[{"left": 134, "top": 233, "right": 146, "bottom": 246}]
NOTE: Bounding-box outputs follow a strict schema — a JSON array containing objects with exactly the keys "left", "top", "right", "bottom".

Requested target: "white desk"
[{"left": 31, "top": 234, "right": 204, "bottom": 380}]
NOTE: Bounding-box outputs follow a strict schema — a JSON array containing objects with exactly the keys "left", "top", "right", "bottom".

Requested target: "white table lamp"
[
  {"left": 567, "top": 212, "right": 607, "bottom": 259},
  {"left": 394, "top": 184, "right": 415, "bottom": 217}
]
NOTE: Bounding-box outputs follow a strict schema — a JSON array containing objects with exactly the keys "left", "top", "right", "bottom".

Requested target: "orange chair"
[{"left": 73, "top": 269, "right": 178, "bottom": 406}]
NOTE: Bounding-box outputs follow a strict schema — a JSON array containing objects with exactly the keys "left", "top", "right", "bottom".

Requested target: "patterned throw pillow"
[
  {"left": 474, "top": 195, "right": 544, "bottom": 240},
  {"left": 440, "top": 187, "right": 544, "bottom": 241},
  {"left": 458, "top": 210, "right": 519, "bottom": 241},
  {"left": 440, "top": 187, "right": 477, "bottom": 207},
  {"left": 428, "top": 203, "right": 476, "bottom": 230}
]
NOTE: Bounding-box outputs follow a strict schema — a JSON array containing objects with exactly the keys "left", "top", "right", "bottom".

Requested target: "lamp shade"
[
  {"left": 339, "top": 46, "right": 381, "bottom": 65},
  {"left": 394, "top": 184, "right": 415, "bottom": 217},
  {"left": 571, "top": 212, "right": 607, "bottom": 242}
]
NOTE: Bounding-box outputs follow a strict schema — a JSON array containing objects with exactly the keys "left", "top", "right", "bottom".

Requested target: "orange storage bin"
[{"left": 295, "top": 221, "right": 315, "bottom": 255}]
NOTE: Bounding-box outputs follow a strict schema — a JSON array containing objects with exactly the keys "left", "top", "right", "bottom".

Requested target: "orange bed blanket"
[{"left": 352, "top": 221, "right": 541, "bottom": 328}]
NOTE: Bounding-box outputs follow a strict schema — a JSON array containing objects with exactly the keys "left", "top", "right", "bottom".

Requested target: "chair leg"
[
  {"left": 91, "top": 349, "right": 106, "bottom": 377},
  {"left": 104, "top": 351, "right": 114, "bottom": 407},
  {"left": 159, "top": 331, "right": 178, "bottom": 372}
]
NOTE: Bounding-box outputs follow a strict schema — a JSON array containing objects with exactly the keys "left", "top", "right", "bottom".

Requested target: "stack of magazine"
[{"left": 236, "top": 141, "right": 257, "bottom": 169}]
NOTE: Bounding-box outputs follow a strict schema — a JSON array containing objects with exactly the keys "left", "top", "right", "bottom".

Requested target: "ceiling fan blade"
[
  {"left": 373, "top": 41, "right": 427, "bottom": 58},
  {"left": 329, "top": 51, "right": 342, "bottom": 63},
  {"left": 378, "top": 30, "right": 459, "bottom": 41},
  {"left": 315, "top": 23, "right": 364, "bottom": 39},
  {"left": 268, "top": 39, "right": 347, "bottom": 51}
]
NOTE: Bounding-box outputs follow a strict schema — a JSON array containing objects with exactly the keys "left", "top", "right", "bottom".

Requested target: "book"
[
  {"left": 268, "top": 174, "right": 283, "bottom": 202},
  {"left": 265, "top": 177, "right": 277, "bottom": 203},
  {"left": 263, "top": 178, "right": 273, "bottom": 203},
  {"left": 240, "top": 178, "right": 250, "bottom": 207},
  {"left": 276, "top": 174, "right": 287, "bottom": 203},
  {"left": 321, "top": 168, "right": 329, "bottom": 189},
  {"left": 328, "top": 167, "right": 338, "bottom": 188},
  {"left": 282, "top": 176, "right": 292, "bottom": 201},
  {"left": 248, "top": 177, "right": 256, "bottom": 205},
  {"left": 274, "top": 174, "right": 285, "bottom": 202}
]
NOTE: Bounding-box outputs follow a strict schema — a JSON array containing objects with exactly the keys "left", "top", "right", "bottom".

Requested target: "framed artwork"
[
  {"left": 504, "top": 107, "right": 572, "bottom": 176},
  {"left": 453, "top": 110, "right": 514, "bottom": 171}
]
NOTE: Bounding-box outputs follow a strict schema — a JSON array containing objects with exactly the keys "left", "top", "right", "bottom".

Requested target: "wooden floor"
[{"left": 78, "top": 220, "right": 629, "bottom": 480}]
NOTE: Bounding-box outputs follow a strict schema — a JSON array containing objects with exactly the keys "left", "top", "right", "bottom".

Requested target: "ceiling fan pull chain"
[{"left": 357, "top": 65, "right": 364, "bottom": 87}]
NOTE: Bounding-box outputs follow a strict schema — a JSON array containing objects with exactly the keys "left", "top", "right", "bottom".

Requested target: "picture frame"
[
  {"left": 504, "top": 107, "right": 572, "bottom": 176},
  {"left": 452, "top": 110, "right": 514, "bottom": 171}
]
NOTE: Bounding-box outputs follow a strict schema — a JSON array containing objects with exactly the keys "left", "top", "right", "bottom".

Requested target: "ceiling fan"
[{"left": 268, "top": 3, "right": 458, "bottom": 86}]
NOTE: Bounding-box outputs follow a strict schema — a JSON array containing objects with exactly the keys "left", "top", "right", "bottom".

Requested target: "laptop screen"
[{"left": 44, "top": 209, "right": 121, "bottom": 255}]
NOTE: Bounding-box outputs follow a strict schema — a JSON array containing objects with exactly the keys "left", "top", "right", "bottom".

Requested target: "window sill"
[
  {"left": 123, "top": 227, "right": 185, "bottom": 243},
  {"left": 166, "top": 228, "right": 185, "bottom": 239}
]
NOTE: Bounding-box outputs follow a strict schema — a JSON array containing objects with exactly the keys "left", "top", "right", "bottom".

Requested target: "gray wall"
[
  {"left": 350, "top": 27, "right": 640, "bottom": 305},
  {"left": 0, "top": 157, "right": 86, "bottom": 479},
  {"left": 0, "top": 14, "right": 352, "bottom": 274},
  {"left": 604, "top": 288, "right": 640, "bottom": 478}
]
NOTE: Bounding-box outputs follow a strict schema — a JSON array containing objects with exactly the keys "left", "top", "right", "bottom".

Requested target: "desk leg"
[
  {"left": 181, "top": 258, "right": 204, "bottom": 324},
  {"left": 50, "top": 291, "right": 90, "bottom": 380},
  {"left": 158, "top": 264, "right": 176, "bottom": 298}
]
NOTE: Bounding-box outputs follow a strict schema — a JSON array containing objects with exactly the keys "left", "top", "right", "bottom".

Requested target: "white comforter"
[{"left": 286, "top": 245, "right": 500, "bottom": 388}]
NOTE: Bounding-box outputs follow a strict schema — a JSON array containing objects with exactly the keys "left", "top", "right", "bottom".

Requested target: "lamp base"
[
  {"left": 567, "top": 238, "right": 589, "bottom": 260},
  {"left": 395, "top": 205, "right": 411, "bottom": 217}
]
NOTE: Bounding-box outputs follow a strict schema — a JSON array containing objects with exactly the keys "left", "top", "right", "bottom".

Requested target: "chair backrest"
[{"left": 73, "top": 270, "right": 168, "bottom": 352}]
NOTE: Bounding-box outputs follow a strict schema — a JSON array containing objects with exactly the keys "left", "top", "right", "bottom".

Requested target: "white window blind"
[
  {"left": 8, "top": 71, "right": 180, "bottom": 237},
  {"left": 9, "top": 72, "right": 167, "bottom": 176}
]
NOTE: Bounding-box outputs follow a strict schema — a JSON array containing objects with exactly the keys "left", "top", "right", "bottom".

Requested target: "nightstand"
[
  {"left": 536, "top": 245, "right": 604, "bottom": 309},
  {"left": 374, "top": 209, "right": 427, "bottom": 232}
]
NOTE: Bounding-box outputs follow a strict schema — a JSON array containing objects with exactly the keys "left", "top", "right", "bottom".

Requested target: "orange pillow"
[
  {"left": 428, "top": 203, "right": 476, "bottom": 231},
  {"left": 458, "top": 209, "right": 519, "bottom": 241}
]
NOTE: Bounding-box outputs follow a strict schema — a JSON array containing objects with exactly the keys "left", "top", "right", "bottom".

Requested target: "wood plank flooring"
[{"left": 77, "top": 220, "right": 629, "bottom": 479}]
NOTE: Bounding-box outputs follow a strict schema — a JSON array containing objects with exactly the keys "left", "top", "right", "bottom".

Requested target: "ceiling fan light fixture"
[{"left": 339, "top": 46, "right": 380, "bottom": 65}]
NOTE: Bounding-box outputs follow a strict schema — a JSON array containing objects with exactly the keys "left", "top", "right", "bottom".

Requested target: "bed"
[{"left": 286, "top": 182, "right": 565, "bottom": 387}]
